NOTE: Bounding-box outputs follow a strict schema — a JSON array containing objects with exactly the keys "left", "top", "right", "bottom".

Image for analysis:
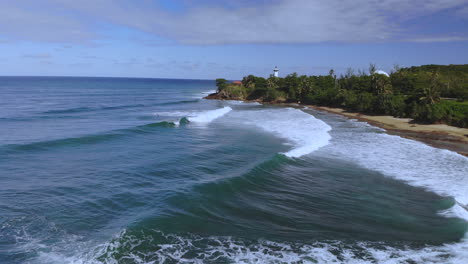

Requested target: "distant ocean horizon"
[
  {"left": 1, "top": 76, "right": 467, "bottom": 263},
  {"left": 0, "top": 75, "right": 217, "bottom": 81}
]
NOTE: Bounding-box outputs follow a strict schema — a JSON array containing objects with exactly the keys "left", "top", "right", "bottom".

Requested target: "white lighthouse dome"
[{"left": 375, "top": 70, "right": 389, "bottom": 77}]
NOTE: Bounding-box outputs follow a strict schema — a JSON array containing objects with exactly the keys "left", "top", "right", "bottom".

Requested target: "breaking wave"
[
  {"left": 194, "top": 89, "right": 216, "bottom": 99},
  {"left": 317, "top": 118, "right": 468, "bottom": 221},
  {"left": 188, "top": 106, "right": 232, "bottom": 123},
  {"left": 34, "top": 230, "right": 468, "bottom": 264},
  {"left": 227, "top": 108, "right": 332, "bottom": 158},
  {"left": 154, "top": 106, "right": 233, "bottom": 124}
]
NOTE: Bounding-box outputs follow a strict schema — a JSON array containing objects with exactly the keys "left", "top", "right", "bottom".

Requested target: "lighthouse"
[{"left": 273, "top": 66, "right": 279, "bottom": 77}]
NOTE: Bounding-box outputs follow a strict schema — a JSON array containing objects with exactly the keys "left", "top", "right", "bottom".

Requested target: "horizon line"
[{"left": 0, "top": 75, "right": 214, "bottom": 81}]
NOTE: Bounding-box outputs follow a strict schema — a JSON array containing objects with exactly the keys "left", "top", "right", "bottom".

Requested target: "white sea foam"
[
  {"left": 154, "top": 106, "right": 330, "bottom": 157},
  {"left": 188, "top": 106, "right": 232, "bottom": 123},
  {"left": 318, "top": 118, "right": 468, "bottom": 221},
  {"left": 153, "top": 111, "right": 194, "bottom": 117},
  {"left": 202, "top": 89, "right": 216, "bottom": 95},
  {"left": 153, "top": 107, "right": 232, "bottom": 124},
  {"left": 308, "top": 109, "right": 468, "bottom": 261},
  {"left": 194, "top": 89, "right": 216, "bottom": 99},
  {"left": 36, "top": 230, "right": 468, "bottom": 264},
  {"left": 225, "top": 100, "right": 244, "bottom": 104},
  {"left": 227, "top": 108, "right": 332, "bottom": 158}
]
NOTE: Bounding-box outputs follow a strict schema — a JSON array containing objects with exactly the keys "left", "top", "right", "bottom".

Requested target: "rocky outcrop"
[
  {"left": 204, "top": 92, "right": 223, "bottom": 100},
  {"left": 204, "top": 91, "right": 244, "bottom": 100}
]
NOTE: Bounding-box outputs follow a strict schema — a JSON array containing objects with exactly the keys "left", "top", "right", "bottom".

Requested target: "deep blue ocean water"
[{"left": 0, "top": 77, "right": 467, "bottom": 263}]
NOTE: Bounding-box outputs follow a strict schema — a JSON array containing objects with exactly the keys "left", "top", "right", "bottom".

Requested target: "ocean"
[{"left": 0, "top": 76, "right": 467, "bottom": 264}]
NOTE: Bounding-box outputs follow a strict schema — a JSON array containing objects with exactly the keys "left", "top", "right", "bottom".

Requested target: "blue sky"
[{"left": 0, "top": 0, "right": 467, "bottom": 79}]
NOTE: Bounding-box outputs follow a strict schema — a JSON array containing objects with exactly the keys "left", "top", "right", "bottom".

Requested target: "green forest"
[{"left": 215, "top": 64, "right": 468, "bottom": 128}]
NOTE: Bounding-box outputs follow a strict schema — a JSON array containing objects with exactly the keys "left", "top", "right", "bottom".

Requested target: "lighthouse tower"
[{"left": 273, "top": 66, "right": 279, "bottom": 77}]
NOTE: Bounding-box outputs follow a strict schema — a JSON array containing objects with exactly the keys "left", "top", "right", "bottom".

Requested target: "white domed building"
[{"left": 375, "top": 70, "right": 390, "bottom": 77}]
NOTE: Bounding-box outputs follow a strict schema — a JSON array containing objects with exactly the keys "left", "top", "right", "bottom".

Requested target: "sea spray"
[
  {"left": 193, "top": 89, "right": 217, "bottom": 99},
  {"left": 188, "top": 106, "right": 232, "bottom": 123},
  {"left": 154, "top": 106, "right": 233, "bottom": 124},
  {"left": 40, "top": 229, "right": 468, "bottom": 264},
  {"left": 226, "top": 108, "right": 332, "bottom": 158}
]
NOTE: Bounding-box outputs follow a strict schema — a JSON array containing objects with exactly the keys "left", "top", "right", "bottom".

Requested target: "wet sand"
[{"left": 307, "top": 105, "right": 468, "bottom": 157}]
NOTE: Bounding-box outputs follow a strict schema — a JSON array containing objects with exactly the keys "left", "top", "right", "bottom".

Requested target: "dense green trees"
[
  {"left": 215, "top": 64, "right": 468, "bottom": 128},
  {"left": 215, "top": 78, "right": 228, "bottom": 92}
]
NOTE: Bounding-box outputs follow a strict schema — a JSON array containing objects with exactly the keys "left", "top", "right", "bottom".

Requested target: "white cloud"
[
  {"left": 404, "top": 36, "right": 468, "bottom": 42},
  {"left": 157, "top": 0, "right": 468, "bottom": 44},
  {"left": 0, "top": 0, "right": 467, "bottom": 45},
  {"left": 0, "top": 2, "right": 95, "bottom": 43},
  {"left": 51, "top": 0, "right": 394, "bottom": 44},
  {"left": 22, "top": 53, "right": 52, "bottom": 59}
]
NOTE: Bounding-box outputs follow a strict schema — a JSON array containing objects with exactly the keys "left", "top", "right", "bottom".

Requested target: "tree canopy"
[{"left": 214, "top": 64, "right": 468, "bottom": 128}]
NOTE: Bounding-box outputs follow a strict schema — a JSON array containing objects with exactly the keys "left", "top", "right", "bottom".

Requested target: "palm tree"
[
  {"left": 375, "top": 74, "right": 392, "bottom": 95},
  {"left": 345, "top": 67, "right": 354, "bottom": 78},
  {"left": 298, "top": 75, "right": 314, "bottom": 99},
  {"left": 369, "top": 63, "right": 377, "bottom": 75},
  {"left": 267, "top": 76, "right": 279, "bottom": 90},
  {"left": 242, "top": 75, "right": 255, "bottom": 90},
  {"left": 392, "top": 64, "right": 401, "bottom": 74},
  {"left": 422, "top": 71, "right": 441, "bottom": 105}
]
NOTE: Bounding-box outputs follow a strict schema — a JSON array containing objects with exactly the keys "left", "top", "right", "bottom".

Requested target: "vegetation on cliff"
[{"left": 213, "top": 64, "right": 468, "bottom": 128}]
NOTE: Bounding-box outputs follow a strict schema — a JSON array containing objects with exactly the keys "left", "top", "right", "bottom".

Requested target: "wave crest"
[
  {"left": 228, "top": 108, "right": 331, "bottom": 158},
  {"left": 1, "top": 121, "right": 177, "bottom": 153},
  {"left": 188, "top": 106, "right": 232, "bottom": 123}
]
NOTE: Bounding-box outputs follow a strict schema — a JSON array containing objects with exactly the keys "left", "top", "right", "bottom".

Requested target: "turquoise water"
[{"left": 0, "top": 77, "right": 467, "bottom": 264}]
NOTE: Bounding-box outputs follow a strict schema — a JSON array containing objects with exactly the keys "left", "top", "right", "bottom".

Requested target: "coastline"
[
  {"left": 306, "top": 105, "right": 468, "bottom": 157},
  {"left": 205, "top": 94, "right": 468, "bottom": 156}
]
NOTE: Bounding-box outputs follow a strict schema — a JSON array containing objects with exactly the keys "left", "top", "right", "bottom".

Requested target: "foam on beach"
[{"left": 318, "top": 118, "right": 468, "bottom": 221}]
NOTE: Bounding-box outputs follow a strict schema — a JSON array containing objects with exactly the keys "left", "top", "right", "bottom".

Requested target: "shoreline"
[
  {"left": 305, "top": 105, "right": 468, "bottom": 157},
  {"left": 205, "top": 94, "right": 468, "bottom": 156}
]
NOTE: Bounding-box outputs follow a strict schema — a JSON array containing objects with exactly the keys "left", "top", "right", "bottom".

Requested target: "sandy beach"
[{"left": 306, "top": 105, "right": 468, "bottom": 156}]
